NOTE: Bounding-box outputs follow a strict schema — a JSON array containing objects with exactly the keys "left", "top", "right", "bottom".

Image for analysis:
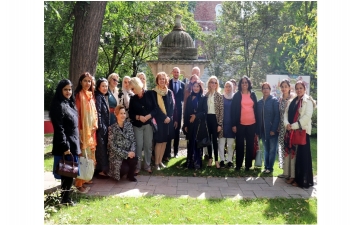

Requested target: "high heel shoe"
[
  {"left": 207, "top": 159, "right": 213, "bottom": 167},
  {"left": 215, "top": 161, "right": 220, "bottom": 169}
]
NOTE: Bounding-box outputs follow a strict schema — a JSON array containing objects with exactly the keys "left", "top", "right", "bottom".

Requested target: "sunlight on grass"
[
  {"left": 46, "top": 196, "right": 317, "bottom": 224},
  {"left": 44, "top": 144, "right": 53, "bottom": 172}
]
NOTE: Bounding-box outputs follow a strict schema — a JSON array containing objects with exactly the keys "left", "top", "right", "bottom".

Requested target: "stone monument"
[{"left": 147, "top": 15, "right": 210, "bottom": 79}]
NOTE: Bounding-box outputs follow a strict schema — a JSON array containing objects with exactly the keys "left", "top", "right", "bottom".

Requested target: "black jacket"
[
  {"left": 129, "top": 90, "right": 158, "bottom": 127},
  {"left": 50, "top": 99, "right": 81, "bottom": 156},
  {"left": 183, "top": 94, "right": 208, "bottom": 140},
  {"left": 95, "top": 90, "right": 109, "bottom": 149},
  {"left": 230, "top": 91, "right": 258, "bottom": 132}
]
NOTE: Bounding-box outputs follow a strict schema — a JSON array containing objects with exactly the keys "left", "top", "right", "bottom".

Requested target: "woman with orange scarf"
[{"left": 74, "top": 72, "right": 98, "bottom": 193}]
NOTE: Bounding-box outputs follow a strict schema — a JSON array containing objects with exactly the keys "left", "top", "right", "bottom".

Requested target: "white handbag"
[
  {"left": 254, "top": 149, "right": 262, "bottom": 167},
  {"left": 77, "top": 151, "right": 95, "bottom": 181}
]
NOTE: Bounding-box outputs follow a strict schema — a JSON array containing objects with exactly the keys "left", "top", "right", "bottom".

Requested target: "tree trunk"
[{"left": 69, "top": 1, "right": 106, "bottom": 86}]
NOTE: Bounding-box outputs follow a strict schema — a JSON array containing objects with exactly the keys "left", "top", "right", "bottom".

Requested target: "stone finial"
[{"left": 173, "top": 14, "right": 185, "bottom": 31}]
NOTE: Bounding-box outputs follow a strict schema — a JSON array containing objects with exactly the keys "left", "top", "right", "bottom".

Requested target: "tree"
[
  {"left": 278, "top": 1, "right": 317, "bottom": 76},
  {"left": 203, "top": 1, "right": 284, "bottom": 86},
  {"left": 98, "top": 1, "right": 201, "bottom": 78},
  {"left": 69, "top": 1, "right": 107, "bottom": 86}
]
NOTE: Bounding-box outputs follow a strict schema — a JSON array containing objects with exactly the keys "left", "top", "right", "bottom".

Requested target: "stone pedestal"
[{"left": 147, "top": 60, "right": 209, "bottom": 79}]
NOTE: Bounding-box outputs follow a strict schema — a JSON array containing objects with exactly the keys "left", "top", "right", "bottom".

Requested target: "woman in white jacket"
[{"left": 284, "top": 81, "right": 316, "bottom": 188}]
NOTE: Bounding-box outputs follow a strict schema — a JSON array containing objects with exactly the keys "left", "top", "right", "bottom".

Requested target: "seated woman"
[
  {"left": 108, "top": 105, "right": 140, "bottom": 182},
  {"left": 284, "top": 81, "right": 316, "bottom": 188},
  {"left": 183, "top": 81, "right": 207, "bottom": 169}
]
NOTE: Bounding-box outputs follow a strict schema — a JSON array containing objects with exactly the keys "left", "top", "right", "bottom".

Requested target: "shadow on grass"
[{"left": 262, "top": 198, "right": 317, "bottom": 224}]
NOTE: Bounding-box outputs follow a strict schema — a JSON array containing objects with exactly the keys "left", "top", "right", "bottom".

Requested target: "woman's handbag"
[
  {"left": 77, "top": 151, "right": 94, "bottom": 181},
  {"left": 150, "top": 118, "right": 158, "bottom": 133},
  {"left": 55, "top": 153, "right": 79, "bottom": 178},
  {"left": 196, "top": 119, "right": 212, "bottom": 148},
  {"left": 291, "top": 121, "right": 306, "bottom": 146},
  {"left": 254, "top": 149, "right": 262, "bottom": 167}
]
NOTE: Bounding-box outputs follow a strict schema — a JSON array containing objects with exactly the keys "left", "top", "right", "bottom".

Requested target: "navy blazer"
[
  {"left": 168, "top": 79, "right": 185, "bottom": 123},
  {"left": 256, "top": 95, "right": 280, "bottom": 140}
]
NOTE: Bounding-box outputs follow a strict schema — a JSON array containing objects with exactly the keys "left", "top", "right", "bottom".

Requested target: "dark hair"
[
  {"left": 74, "top": 72, "right": 94, "bottom": 96},
  {"left": 295, "top": 80, "right": 306, "bottom": 89},
  {"left": 191, "top": 81, "right": 203, "bottom": 95},
  {"left": 237, "top": 75, "right": 252, "bottom": 92},
  {"left": 49, "top": 79, "right": 75, "bottom": 119},
  {"left": 280, "top": 79, "right": 291, "bottom": 94},
  {"left": 96, "top": 78, "right": 108, "bottom": 90},
  {"left": 261, "top": 82, "right": 271, "bottom": 90}
]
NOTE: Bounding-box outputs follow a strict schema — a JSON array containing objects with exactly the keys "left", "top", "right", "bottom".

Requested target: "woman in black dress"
[
  {"left": 50, "top": 79, "right": 82, "bottom": 206},
  {"left": 152, "top": 72, "right": 175, "bottom": 170},
  {"left": 183, "top": 81, "right": 207, "bottom": 169},
  {"left": 94, "top": 78, "right": 110, "bottom": 178},
  {"left": 284, "top": 81, "right": 316, "bottom": 188}
]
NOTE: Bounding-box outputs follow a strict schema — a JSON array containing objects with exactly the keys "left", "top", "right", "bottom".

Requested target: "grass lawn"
[
  {"left": 44, "top": 134, "right": 317, "bottom": 224},
  {"left": 46, "top": 195, "right": 317, "bottom": 224}
]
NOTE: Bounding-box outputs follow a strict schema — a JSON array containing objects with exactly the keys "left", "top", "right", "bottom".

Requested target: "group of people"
[{"left": 50, "top": 66, "right": 316, "bottom": 206}]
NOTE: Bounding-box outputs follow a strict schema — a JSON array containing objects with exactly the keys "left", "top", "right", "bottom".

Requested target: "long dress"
[
  {"left": 184, "top": 94, "right": 207, "bottom": 169},
  {"left": 277, "top": 95, "right": 292, "bottom": 168},
  {"left": 95, "top": 90, "right": 110, "bottom": 174}
]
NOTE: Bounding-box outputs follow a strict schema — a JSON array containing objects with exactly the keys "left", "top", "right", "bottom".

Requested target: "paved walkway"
[{"left": 44, "top": 172, "right": 317, "bottom": 199}]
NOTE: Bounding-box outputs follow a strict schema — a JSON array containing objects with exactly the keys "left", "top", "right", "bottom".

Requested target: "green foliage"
[
  {"left": 202, "top": 1, "right": 284, "bottom": 86},
  {"left": 277, "top": 2, "right": 317, "bottom": 93},
  {"left": 98, "top": 1, "right": 201, "bottom": 80},
  {"left": 311, "top": 108, "right": 317, "bottom": 137}
]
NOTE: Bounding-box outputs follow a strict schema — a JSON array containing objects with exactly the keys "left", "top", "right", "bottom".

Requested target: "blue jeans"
[{"left": 261, "top": 135, "right": 278, "bottom": 171}]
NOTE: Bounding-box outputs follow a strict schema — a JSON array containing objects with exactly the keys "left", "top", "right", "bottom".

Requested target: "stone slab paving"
[{"left": 44, "top": 172, "right": 317, "bottom": 199}]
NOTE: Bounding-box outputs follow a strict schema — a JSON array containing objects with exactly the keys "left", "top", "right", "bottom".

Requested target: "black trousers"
[
  {"left": 235, "top": 123, "right": 256, "bottom": 169},
  {"left": 206, "top": 114, "right": 219, "bottom": 161},
  {"left": 60, "top": 176, "right": 73, "bottom": 202},
  {"left": 165, "top": 124, "right": 180, "bottom": 158},
  {"left": 120, "top": 157, "right": 138, "bottom": 179}
]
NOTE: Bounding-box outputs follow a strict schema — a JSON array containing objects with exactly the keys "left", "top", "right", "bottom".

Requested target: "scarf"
[
  {"left": 284, "top": 96, "right": 302, "bottom": 158},
  {"left": 76, "top": 90, "right": 98, "bottom": 151},
  {"left": 153, "top": 85, "right": 168, "bottom": 115},
  {"left": 224, "top": 92, "right": 234, "bottom": 100}
]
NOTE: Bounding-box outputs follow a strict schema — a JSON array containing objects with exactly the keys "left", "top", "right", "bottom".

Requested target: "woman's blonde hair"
[
  {"left": 155, "top": 72, "right": 169, "bottom": 86},
  {"left": 107, "top": 73, "right": 119, "bottom": 92},
  {"left": 207, "top": 75, "right": 221, "bottom": 93},
  {"left": 136, "top": 72, "right": 147, "bottom": 90},
  {"left": 129, "top": 77, "right": 143, "bottom": 93}
]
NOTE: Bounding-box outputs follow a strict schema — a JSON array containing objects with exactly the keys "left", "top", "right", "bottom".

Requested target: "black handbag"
[
  {"left": 55, "top": 153, "right": 79, "bottom": 178},
  {"left": 196, "top": 119, "right": 211, "bottom": 148}
]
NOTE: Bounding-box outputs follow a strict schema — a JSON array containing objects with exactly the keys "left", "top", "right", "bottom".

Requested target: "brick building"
[{"left": 193, "top": 1, "right": 222, "bottom": 83}]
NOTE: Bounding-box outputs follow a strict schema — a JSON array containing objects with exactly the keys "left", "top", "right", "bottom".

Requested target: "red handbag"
[{"left": 291, "top": 121, "right": 306, "bottom": 146}]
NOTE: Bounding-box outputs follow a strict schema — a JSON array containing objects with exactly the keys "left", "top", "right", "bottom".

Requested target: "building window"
[{"left": 215, "top": 4, "right": 222, "bottom": 20}]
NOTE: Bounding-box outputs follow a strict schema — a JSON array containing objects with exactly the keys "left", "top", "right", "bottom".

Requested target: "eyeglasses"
[
  {"left": 209, "top": 81, "right": 217, "bottom": 84},
  {"left": 113, "top": 78, "right": 118, "bottom": 82},
  {"left": 262, "top": 88, "right": 270, "bottom": 90}
]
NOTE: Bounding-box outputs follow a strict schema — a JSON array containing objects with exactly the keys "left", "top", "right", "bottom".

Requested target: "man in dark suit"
[{"left": 164, "top": 67, "right": 185, "bottom": 160}]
